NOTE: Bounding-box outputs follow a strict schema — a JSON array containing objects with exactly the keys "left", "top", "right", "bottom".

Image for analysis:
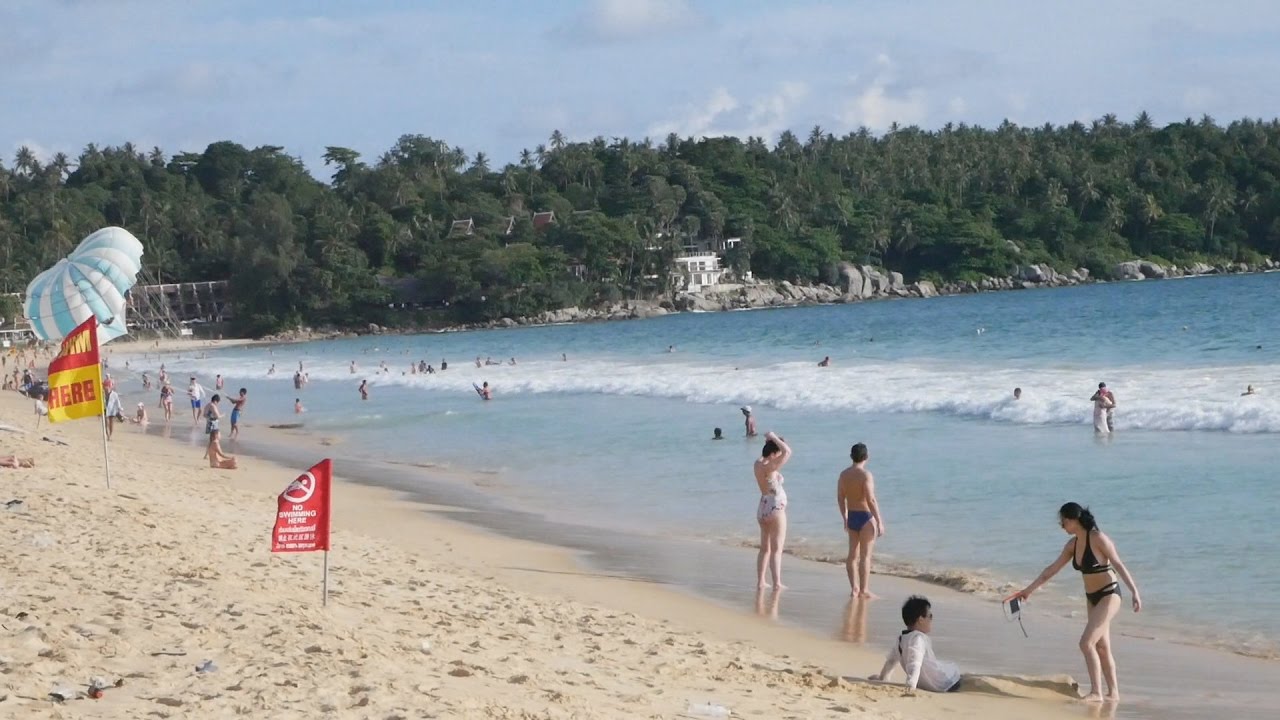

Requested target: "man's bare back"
[{"left": 838, "top": 465, "right": 873, "bottom": 512}]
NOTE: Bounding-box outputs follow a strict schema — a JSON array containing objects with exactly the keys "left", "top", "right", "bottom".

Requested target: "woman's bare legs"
[
  {"left": 756, "top": 519, "right": 771, "bottom": 588},
  {"left": 770, "top": 511, "right": 787, "bottom": 589},
  {"left": 756, "top": 513, "right": 787, "bottom": 589},
  {"left": 1079, "top": 594, "right": 1122, "bottom": 701}
]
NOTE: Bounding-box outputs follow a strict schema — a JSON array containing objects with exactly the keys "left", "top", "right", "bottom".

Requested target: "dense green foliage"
[{"left": 2, "top": 113, "right": 1278, "bottom": 334}]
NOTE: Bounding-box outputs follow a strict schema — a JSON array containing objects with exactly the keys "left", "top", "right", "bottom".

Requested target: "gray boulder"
[
  {"left": 1113, "top": 261, "right": 1144, "bottom": 280},
  {"left": 1019, "top": 264, "right": 1047, "bottom": 283},
  {"left": 839, "top": 263, "right": 866, "bottom": 299},
  {"left": 913, "top": 280, "right": 938, "bottom": 298},
  {"left": 1138, "top": 261, "right": 1167, "bottom": 279}
]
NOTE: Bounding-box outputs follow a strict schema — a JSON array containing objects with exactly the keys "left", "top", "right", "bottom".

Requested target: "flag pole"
[
  {"left": 322, "top": 551, "right": 329, "bottom": 607},
  {"left": 96, "top": 321, "right": 112, "bottom": 490}
]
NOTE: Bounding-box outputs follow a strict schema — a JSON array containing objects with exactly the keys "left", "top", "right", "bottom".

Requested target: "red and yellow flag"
[{"left": 46, "top": 318, "right": 104, "bottom": 423}]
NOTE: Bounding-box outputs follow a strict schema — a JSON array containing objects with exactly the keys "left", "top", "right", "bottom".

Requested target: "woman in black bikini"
[{"left": 1007, "top": 502, "right": 1142, "bottom": 703}]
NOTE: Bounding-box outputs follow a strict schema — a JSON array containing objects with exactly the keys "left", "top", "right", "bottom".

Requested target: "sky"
[{"left": 5, "top": 0, "right": 1280, "bottom": 179}]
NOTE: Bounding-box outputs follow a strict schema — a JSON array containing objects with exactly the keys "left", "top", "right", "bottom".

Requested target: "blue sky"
[{"left": 5, "top": 0, "right": 1280, "bottom": 179}]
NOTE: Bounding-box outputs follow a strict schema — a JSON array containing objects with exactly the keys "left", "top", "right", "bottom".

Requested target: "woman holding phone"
[{"left": 1006, "top": 502, "right": 1142, "bottom": 702}]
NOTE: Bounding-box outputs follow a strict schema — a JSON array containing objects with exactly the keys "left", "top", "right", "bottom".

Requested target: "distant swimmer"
[
  {"left": 1090, "top": 382, "right": 1115, "bottom": 434},
  {"left": 509, "top": 357, "right": 517, "bottom": 366},
  {"left": 358, "top": 379, "right": 369, "bottom": 401},
  {"left": 293, "top": 371, "right": 303, "bottom": 390},
  {"left": 837, "top": 443, "right": 885, "bottom": 598},
  {"left": 350, "top": 361, "right": 357, "bottom": 374},
  {"left": 475, "top": 356, "right": 482, "bottom": 368},
  {"left": 818, "top": 356, "right": 831, "bottom": 367},
  {"left": 667, "top": 345, "right": 675, "bottom": 353},
  {"left": 268, "top": 364, "right": 276, "bottom": 376},
  {"left": 1242, "top": 385, "right": 1257, "bottom": 396},
  {"left": 1013, "top": 387, "right": 1022, "bottom": 400},
  {"left": 215, "top": 374, "right": 224, "bottom": 390},
  {"left": 562, "top": 353, "right": 568, "bottom": 362},
  {"left": 712, "top": 427, "right": 724, "bottom": 440},
  {"left": 295, "top": 398, "right": 305, "bottom": 414},
  {"left": 741, "top": 406, "right": 757, "bottom": 437},
  {"left": 441, "top": 360, "right": 448, "bottom": 371},
  {"left": 474, "top": 381, "right": 492, "bottom": 400}
]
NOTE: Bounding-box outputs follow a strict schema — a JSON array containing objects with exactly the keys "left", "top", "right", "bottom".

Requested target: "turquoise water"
[{"left": 118, "top": 273, "right": 1280, "bottom": 658}]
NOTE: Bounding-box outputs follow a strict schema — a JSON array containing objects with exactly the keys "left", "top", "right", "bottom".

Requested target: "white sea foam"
[{"left": 154, "top": 353, "right": 1280, "bottom": 434}]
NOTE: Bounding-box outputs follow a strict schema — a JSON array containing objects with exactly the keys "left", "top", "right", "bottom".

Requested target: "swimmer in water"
[
  {"left": 712, "top": 427, "right": 724, "bottom": 440},
  {"left": 742, "top": 406, "right": 757, "bottom": 437},
  {"left": 1242, "top": 385, "right": 1257, "bottom": 396},
  {"left": 1013, "top": 387, "right": 1022, "bottom": 400},
  {"left": 358, "top": 379, "right": 369, "bottom": 400},
  {"left": 295, "top": 398, "right": 305, "bottom": 413},
  {"left": 818, "top": 356, "right": 831, "bottom": 367}
]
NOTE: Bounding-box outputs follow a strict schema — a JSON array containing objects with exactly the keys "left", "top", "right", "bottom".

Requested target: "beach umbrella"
[{"left": 22, "top": 226, "right": 145, "bottom": 344}]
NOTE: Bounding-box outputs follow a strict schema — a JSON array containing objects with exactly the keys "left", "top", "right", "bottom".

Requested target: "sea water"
[{"left": 122, "top": 272, "right": 1280, "bottom": 659}]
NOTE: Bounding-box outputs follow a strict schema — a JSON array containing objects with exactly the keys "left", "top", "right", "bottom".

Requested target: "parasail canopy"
[{"left": 23, "top": 226, "right": 145, "bottom": 344}]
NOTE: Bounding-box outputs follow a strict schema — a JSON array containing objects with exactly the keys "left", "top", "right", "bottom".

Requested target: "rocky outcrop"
[{"left": 1138, "top": 261, "right": 1167, "bottom": 279}]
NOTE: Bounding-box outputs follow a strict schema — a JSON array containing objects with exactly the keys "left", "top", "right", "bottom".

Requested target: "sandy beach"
[{"left": 0, "top": 390, "right": 1097, "bottom": 719}]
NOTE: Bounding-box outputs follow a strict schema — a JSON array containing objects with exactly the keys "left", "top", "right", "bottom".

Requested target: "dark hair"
[
  {"left": 239, "top": 387, "right": 247, "bottom": 394},
  {"left": 762, "top": 439, "right": 780, "bottom": 457},
  {"left": 902, "top": 595, "right": 931, "bottom": 627},
  {"left": 1098, "top": 382, "right": 1106, "bottom": 389},
  {"left": 713, "top": 427, "right": 722, "bottom": 435},
  {"left": 210, "top": 393, "right": 221, "bottom": 403},
  {"left": 851, "top": 443, "right": 868, "bottom": 462},
  {"left": 1059, "top": 502, "right": 1098, "bottom": 531}
]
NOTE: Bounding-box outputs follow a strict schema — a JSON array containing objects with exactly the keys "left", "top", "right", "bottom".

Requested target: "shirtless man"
[{"left": 837, "top": 443, "right": 885, "bottom": 598}]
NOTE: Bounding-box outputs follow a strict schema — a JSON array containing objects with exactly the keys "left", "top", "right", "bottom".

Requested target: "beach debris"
[
  {"left": 87, "top": 676, "right": 112, "bottom": 699},
  {"left": 420, "top": 639, "right": 432, "bottom": 654},
  {"left": 49, "top": 686, "right": 82, "bottom": 703},
  {"left": 150, "top": 648, "right": 187, "bottom": 657},
  {"left": 195, "top": 659, "right": 218, "bottom": 674},
  {"left": 686, "top": 702, "right": 731, "bottom": 717},
  {"left": 4, "top": 499, "right": 23, "bottom": 511},
  {"left": 14, "top": 612, "right": 28, "bottom": 620},
  {"left": 41, "top": 435, "right": 69, "bottom": 446}
]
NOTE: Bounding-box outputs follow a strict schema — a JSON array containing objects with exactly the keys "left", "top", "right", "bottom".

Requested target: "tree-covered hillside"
[{"left": 2, "top": 113, "right": 1278, "bottom": 334}]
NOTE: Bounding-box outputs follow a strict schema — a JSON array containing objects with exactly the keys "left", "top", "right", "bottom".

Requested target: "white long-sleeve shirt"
[{"left": 877, "top": 630, "right": 961, "bottom": 692}]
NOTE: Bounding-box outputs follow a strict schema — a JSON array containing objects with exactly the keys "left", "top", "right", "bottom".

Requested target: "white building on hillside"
[{"left": 672, "top": 252, "right": 724, "bottom": 292}]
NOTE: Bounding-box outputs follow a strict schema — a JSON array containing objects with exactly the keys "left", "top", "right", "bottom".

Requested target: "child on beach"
[{"left": 870, "top": 596, "right": 962, "bottom": 694}]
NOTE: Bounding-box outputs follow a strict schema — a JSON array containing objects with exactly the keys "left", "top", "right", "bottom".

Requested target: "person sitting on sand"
[
  {"left": 204, "top": 429, "right": 239, "bottom": 469},
  {"left": 131, "top": 402, "right": 149, "bottom": 424},
  {"left": 870, "top": 595, "right": 962, "bottom": 694},
  {"left": 0, "top": 455, "right": 35, "bottom": 468}
]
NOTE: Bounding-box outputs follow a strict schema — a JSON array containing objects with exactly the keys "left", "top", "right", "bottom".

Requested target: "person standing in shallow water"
[
  {"left": 1006, "top": 502, "right": 1142, "bottom": 703},
  {"left": 358, "top": 379, "right": 368, "bottom": 401},
  {"left": 837, "top": 443, "right": 885, "bottom": 598},
  {"left": 741, "top": 406, "right": 757, "bottom": 437},
  {"left": 754, "top": 431, "right": 792, "bottom": 590}
]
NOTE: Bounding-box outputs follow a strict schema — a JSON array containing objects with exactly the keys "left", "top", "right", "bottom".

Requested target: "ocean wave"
[{"left": 123, "top": 354, "right": 1280, "bottom": 434}]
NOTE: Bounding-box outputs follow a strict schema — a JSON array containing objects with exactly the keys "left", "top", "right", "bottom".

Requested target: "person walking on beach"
[
  {"left": 1089, "top": 383, "right": 1114, "bottom": 434},
  {"left": 754, "top": 431, "right": 792, "bottom": 590},
  {"left": 187, "top": 376, "right": 206, "bottom": 424},
  {"left": 215, "top": 374, "right": 224, "bottom": 391},
  {"left": 159, "top": 382, "right": 174, "bottom": 421},
  {"left": 1005, "top": 502, "right": 1142, "bottom": 703},
  {"left": 358, "top": 379, "right": 369, "bottom": 401},
  {"left": 837, "top": 442, "right": 885, "bottom": 598},
  {"left": 229, "top": 388, "right": 247, "bottom": 439},
  {"left": 742, "top": 406, "right": 757, "bottom": 437},
  {"left": 103, "top": 386, "right": 122, "bottom": 441},
  {"left": 869, "top": 596, "right": 962, "bottom": 694}
]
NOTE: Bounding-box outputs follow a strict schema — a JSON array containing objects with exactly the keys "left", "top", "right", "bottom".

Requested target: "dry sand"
[{"left": 0, "top": 391, "right": 1087, "bottom": 719}]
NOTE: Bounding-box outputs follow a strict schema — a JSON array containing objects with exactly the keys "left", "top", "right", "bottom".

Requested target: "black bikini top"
[{"left": 1072, "top": 532, "right": 1113, "bottom": 575}]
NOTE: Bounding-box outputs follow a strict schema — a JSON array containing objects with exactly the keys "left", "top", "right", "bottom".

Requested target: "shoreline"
[{"left": 0, "top": 390, "right": 1089, "bottom": 719}]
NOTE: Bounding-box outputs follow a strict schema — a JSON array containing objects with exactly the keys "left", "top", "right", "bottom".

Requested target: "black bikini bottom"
[{"left": 1086, "top": 582, "right": 1120, "bottom": 607}]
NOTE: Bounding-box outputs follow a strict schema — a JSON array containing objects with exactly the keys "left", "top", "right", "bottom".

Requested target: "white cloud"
[
  {"left": 648, "top": 82, "right": 808, "bottom": 141},
  {"left": 947, "top": 96, "right": 967, "bottom": 116},
  {"left": 838, "top": 55, "right": 927, "bottom": 130},
  {"left": 563, "top": 0, "right": 703, "bottom": 42}
]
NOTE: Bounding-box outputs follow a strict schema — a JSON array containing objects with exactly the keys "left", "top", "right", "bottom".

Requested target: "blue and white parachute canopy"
[{"left": 23, "top": 227, "right": 145, "bottom": 344}]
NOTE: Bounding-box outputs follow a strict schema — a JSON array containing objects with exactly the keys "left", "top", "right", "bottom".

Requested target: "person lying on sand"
[
  {"left": 0, "top": 455, "right": 35, "bottom": 468},
  {"left": 870, "top": 595, "right": 962, "bottom": 694}
]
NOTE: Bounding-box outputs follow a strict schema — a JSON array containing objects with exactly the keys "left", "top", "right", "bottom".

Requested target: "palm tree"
[{"left": 549, "top": 130, "right": 567, "bottom": 152}]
